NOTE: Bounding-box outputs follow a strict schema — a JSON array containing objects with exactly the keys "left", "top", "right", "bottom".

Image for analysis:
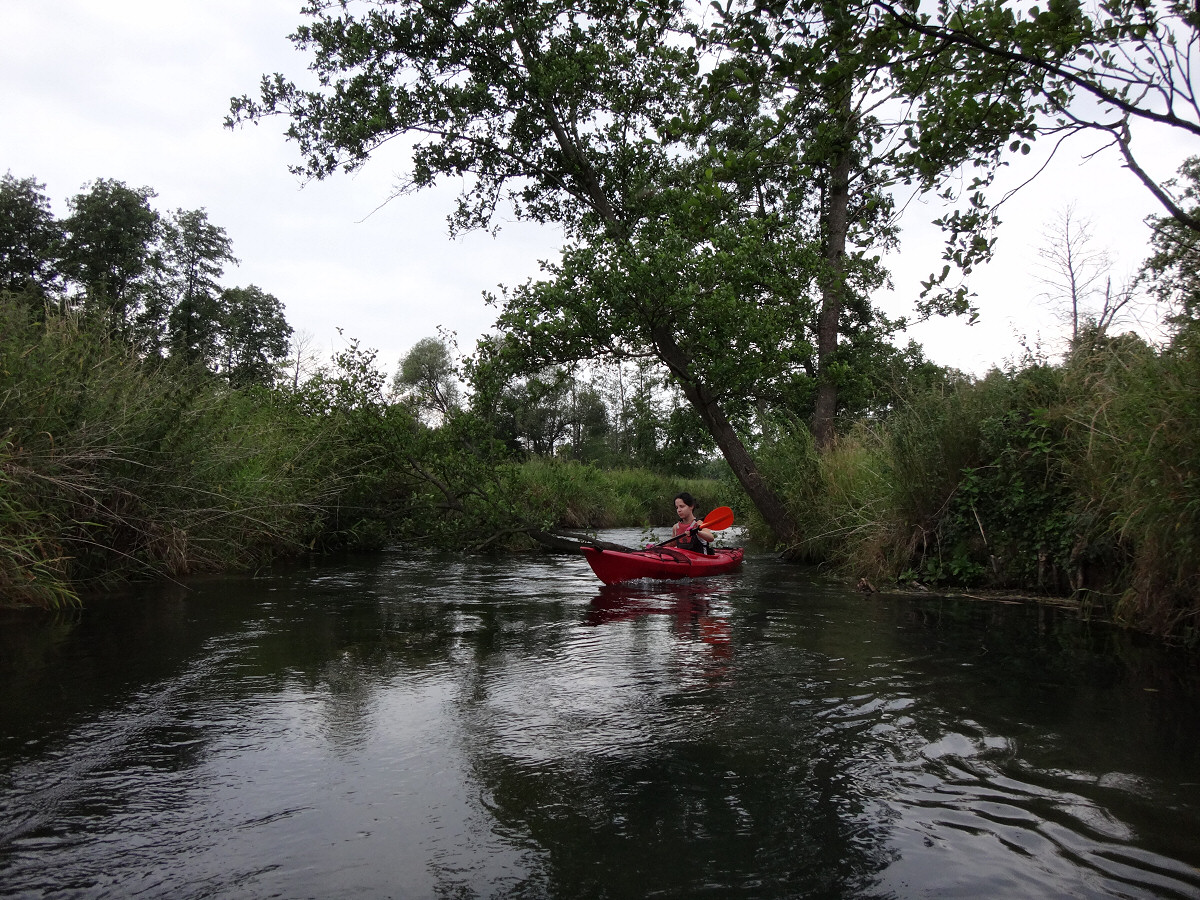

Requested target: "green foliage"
[
  {"left": 225, "top": 0, "right": 911, "bottom": 543},
  {"left": 839, "top": 365, "right": 1080, "bottom": 589},
  {"left": 218, "top": 285, "right": 293, "bottom": 387},
  {"left": 0, "top": 292, "right": 425, "bottom": 603},
  {"left": 7, "top": 173, "right": 291, "bottom": 383},
  {"left": 0, "top": 172, "right": 62, "bottom": 303},
  {"left": 0, "top": 439, "right": 76, "bottom": 609},
  {"left": 162, "top": 208, "right": 238, "bottom": 367},
  {"left": 740, "top": 422, "right": 821, "bottom": 550},
  {"left": 1139, "top": 156, "right": 1200, "bottom": 325},
  {"left": 393, "top": 336, "right": 460, "bottom": 422},
  {"left": 494, "top": 370, "right": 575, "bottom": 457},
  {"left": 1061, "top": 328, "right": 1200, "bottom": 636},
  {"left": 927, "top": 367, "right": 1076, "bottom": 588},
  {"left": 61, "top": 178, "right": 160, "bottom": 340}
]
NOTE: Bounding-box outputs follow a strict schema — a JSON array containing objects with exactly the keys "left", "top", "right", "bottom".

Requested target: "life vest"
[{"left": 674, "top": 521, "right": 712, "bottom": 554}]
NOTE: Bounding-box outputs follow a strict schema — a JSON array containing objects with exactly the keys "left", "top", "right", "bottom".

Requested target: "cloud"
[{"left": 1, "top": 0, "right": 1185, "bottom": 378}]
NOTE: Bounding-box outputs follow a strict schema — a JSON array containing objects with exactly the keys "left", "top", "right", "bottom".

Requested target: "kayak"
[{"left": 581, "top": 545, "right": 744, "bottom": 585}]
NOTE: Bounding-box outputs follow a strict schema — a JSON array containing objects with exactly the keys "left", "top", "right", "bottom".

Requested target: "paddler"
[{"left": 672, "top": 492, "right": 715, "bottom": 554}]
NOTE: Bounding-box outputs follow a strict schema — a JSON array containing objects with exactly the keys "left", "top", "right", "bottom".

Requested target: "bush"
[
  {"left": 0, "top": 297, "right": 330, "bottom": 604},
  {"left": 1062, "top": 329, "right": 1200, "bottom": 636}
]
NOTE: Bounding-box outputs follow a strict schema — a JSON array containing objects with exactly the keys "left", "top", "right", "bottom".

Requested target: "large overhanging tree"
[
  {"left": 229, "top": 0, "right": 1122, "bottom": 545},
  {"left": 232, "top": 0, "right": 800, "bottom": 541},
  {"left": 228, "top": 0, "right": 922, "bottom": 544}
]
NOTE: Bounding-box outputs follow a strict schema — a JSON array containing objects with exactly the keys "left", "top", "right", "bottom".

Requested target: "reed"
[
  {"left": 1061, "top": 329, "right": 1200, "bottom": 636},
  {"left": 0, "top": 297, "right": 331, "bottom": 598}
]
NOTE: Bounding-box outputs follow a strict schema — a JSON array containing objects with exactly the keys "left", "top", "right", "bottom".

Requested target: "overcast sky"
[{"left": 2, "top": 1, "right": 1192, "bottom": 377}]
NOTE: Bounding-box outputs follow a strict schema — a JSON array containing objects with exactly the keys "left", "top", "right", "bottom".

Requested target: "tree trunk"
[
  {"left": 685, "top": 379, "right": 799, "bottom": 547},
  {"left": 529, "top": 64, "right": 800, "bottom": 546},
  {"left": 653, "top": 325, "right": 800, "bottom": 547},
  {"left": 812, "top": 87, "right": 854, "bottom": 452}
]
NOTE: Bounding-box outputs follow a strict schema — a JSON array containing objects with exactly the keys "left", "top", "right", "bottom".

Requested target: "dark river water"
[{"left": 3, "top": 532, "right": 1200, "bottom": 899}]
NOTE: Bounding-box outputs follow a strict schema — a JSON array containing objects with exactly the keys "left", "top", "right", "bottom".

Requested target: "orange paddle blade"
[{"left": 700, "top": 506, "right": 734, "bottom": 531}]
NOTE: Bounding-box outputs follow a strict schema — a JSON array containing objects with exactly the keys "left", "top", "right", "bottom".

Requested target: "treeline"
[
  {"left": 0, "top": 172, "right": 724, "bottom": 608},
  {"left": 5, "top": 163, "right": 1200, "bottom": 640},
  {"left": 1, "top": 174, "right": 291, "bottom": 385},
  {"left": 397, "top": 336, "right": 726, "bottom": 475}
]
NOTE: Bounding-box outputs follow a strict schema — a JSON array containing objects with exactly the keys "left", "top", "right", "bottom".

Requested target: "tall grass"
[
  {"left": 755, "top": 336, "right": 1200, "bottom": 639},
  {"left": 1061, "top": 329, "right": 1200, "bottom": 636},
  {"left": 0, "top": 298, "right": 729, "bottom": 603},
  {"left": 0, "top": 298, "right": 327, "bottom": 605}
]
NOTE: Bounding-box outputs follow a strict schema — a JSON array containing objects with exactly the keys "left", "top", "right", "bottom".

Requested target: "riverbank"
[
  {"left": 5, "top": 294, "right": 1199, "bottom": 642},
  {"left": 729, "top": 334, "right": 1200, "bottom": 644}
]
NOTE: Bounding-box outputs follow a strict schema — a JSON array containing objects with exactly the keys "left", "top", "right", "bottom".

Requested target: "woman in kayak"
[{"left": 673, "top": 492, "right": 715, "bottom": 554}]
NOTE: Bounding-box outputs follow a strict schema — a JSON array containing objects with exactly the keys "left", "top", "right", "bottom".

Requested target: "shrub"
[{"left": 1062, "top": 329, "right": 1200, "bottom": 636}]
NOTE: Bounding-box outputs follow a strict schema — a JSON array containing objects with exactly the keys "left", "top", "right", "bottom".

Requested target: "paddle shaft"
[{"left": 655, "top": 506, "right": 734, "bottom": 548}]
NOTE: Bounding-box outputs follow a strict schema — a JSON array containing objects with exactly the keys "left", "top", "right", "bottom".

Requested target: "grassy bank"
[
  {"left": 0, "top": 299, "right": 722, "bottom": 606},
  {"left": 745, "top": 330, "right": 1200, "bottom": 641},
  {"left": 511, "top": 457, "right": 724, "bottom": 530}
]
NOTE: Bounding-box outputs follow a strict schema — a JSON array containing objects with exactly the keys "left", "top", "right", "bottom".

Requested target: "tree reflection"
[
  {"left": 586, "top": 582, "right": 733, "bottom": 683},
  {"left": 448, "top": 580, "right": 899, "bottom": 897}
]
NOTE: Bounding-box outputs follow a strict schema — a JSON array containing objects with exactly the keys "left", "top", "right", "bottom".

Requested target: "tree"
[
  {"left": 492, "top": 372, "right": 576, "bottom": 458},
  {"left": 872, "top": 0, "right": 1200, "bottom": 234},
  {"left": 285, "top": 328, "right": 323, "bottom": 391},
  {"left": 1034, "top": 204, "right": 1136, "bottom": 348},
  {"left": 393, "top": 336, "right": 460, "bottom": 423},
  {"left": 161, "top": 208, "right": 237, "bottom": 368},
  {"left": 1139, "top": 157, "right": 1200, "bottom": 327},
  {"left": 604, "top": 358, "right": 664, "bottom": 465},
  {"left": 61, "top": 179, "right": 160, "bottom": 339},
  {"left": 564, "top": 379, "right": 610, "bottom": 462},
  {"left": 703, "top": 0, "right": 1077, "bottom": 437},
  {"left": 0, "top": 172, "right": 62, "bottom": 307},
  {"left": 220, "top": 284, "right": 293, "bottom": 387}
]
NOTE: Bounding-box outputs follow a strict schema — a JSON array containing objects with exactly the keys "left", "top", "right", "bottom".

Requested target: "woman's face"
[{"left": 675, "top": 498, "right": 695, "bottom": 520}]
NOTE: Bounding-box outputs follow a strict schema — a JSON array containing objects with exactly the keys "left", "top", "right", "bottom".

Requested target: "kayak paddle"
[{"left": 655, "top": 506, "right": 735, "bottom": 548}]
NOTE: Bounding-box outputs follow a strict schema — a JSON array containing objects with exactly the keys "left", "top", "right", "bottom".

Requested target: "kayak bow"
[{"left": 581, "top": 545, "right": 744, "bottom": 585}]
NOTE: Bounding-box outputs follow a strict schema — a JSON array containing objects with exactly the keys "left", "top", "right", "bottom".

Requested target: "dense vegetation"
[
  {"left": 4, "top": 163, "right": 1200, "bottom": 639},
  {"left": 0, "top": 174, "right": 725, "bottom": 603},
  {"left": 748, "top": 327, "right": 1200, "bottom": 637},
  {"left": 4, "top": 0, "right": 1200, "bottom": 641}
]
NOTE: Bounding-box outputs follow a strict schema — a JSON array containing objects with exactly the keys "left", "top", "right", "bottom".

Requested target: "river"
[{"left": 2, "top": 532, "right": 1199, "bottom": 898}]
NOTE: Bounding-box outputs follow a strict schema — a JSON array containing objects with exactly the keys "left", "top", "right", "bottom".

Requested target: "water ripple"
[{"left": 1, "top": 546, "right": 1198, "bottom": 898}]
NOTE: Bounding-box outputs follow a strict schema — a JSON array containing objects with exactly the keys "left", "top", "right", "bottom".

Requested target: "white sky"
[{"left": 2, "top": 1, "right": 1193, "bottom": 377}]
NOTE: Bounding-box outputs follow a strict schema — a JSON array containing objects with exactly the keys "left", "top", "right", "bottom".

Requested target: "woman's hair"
[{"left": 674, "top": 491, "right": 699, "bottom": 510}]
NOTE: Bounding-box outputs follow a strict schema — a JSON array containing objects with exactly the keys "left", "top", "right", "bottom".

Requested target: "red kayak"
[{"left": 581, "top": 545, "right": 744, "bottom": 585}]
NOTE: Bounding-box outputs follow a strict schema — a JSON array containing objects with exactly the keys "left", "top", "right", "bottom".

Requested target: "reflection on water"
[{"left": 1, "top": 536, "right": 1199, "bottom": 899}]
